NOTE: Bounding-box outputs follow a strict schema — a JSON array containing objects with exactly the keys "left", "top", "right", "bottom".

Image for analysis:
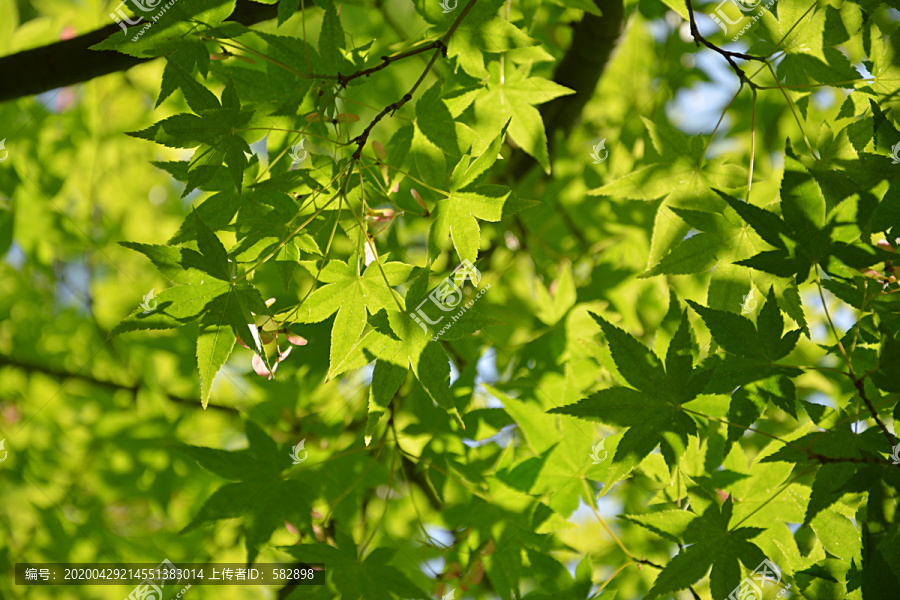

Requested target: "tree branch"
[
  {"left": 350, "top": 0, "right": 476, "bottom": 161},
  {"left": 684, "top": 0, "right": 766, "bottom": 87},
  {"left": 507, "top": 0, "right": 626, "bottom": 179},
  {"left": 0, "top": 0, "right": 310, "bottom": 103},
  {"left": 853, "top": 377, "right": 896, "bottom": 449},
  {"left": 0, "top": 354, "right": 237, "bottom": 413},
  {"left": 337, "top": 40, "right": 446, "bottom": 88}
]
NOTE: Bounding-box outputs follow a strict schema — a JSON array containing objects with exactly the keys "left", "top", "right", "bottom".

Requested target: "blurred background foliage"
[{"left": 1, "top": 0, "right": 899, "bottom": 598}]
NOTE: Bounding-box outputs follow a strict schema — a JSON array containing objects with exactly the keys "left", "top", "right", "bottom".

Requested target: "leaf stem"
[
  {"left": 588, "top": 560, "right": 634, "bottom": 599},
  {"left": 581, "top": 479, "right": 635, "bottom": 560},
  {"left": 349, "top": 0, "right": 479, "bottom": 161}
]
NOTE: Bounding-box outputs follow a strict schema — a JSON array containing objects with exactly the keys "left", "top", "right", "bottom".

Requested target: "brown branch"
[
  {"left": 337, "top": 40, "right": 446, "bottom": 88},
  {"left": 508, "top": 0, "right": 626, "bottom": 179},
  {"left": 0, "top": 354, "right": 237, "bottom": 413},
  {"left": 810, "top": 453, "right": 886, "bottom": 464},
  {"left": 0, "top": 0, "right": 311, "bottom": 103},
  {"left": 349, "top": 0, "right": 477, "bottom": 162},
  {"left": 684, "top": 0, "right": 766, "bottom": 87},
  {"left": 640, "top": 553, "right": 701, "bottom": 600},
  {"left": 852, "top": 377, "right": 896, "bottom": 449},
  {"left": 501, "top": 0, "right": 625, "bottom": 253}
]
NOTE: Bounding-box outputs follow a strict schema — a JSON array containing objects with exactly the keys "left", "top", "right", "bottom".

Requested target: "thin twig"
[
  {"left": 337, "top": 40, "right": 446, "bottom": 87},
  {"left": 852, "top": 378, "right": 896, "bottom": 448},
  {"left": 684, "top": 0, "right": 765, "bottom": 86},
  {"left": 349, "top": 0, "right": 478, "bottom": 161},
  {"left": 0, "top": 354, "right": 238, "bottom": 413}
]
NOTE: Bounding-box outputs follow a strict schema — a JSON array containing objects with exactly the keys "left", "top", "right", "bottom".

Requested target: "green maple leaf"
[
  {"left": 472, "top": 62, "right": 574, "bottom": 173},
  {"left": 724, "top": 151, "right": 896, "bottom": 283},
  {"left": 181, "top": 420, "right": 312, "bottom": 565},
  {"left": 687, "top": 289, "right": 805, "bottom": 402},
  {"left": 645, "top": 498, "right": 767, "bottom": 599},
  {"left": 488, "top": 366, "right": 596, "bottom": 517},
  {"left": 869, "top": 25, "right": 900, "bottom": 116},
  {"left": 314, "top": 0, "right": 351, "bottom": 74},
  {"left": 427, "top": 185, "right": 516, "bottom": 264},
  {"left": 761, "top": 425, "right": 891, "bottom": 524},
  {"left": 439, "top": 0, "right": 538, "bottom": 79},
  {"left": 292, "top": 259, "right": 413, "bottom": 378},
  {"left": 112, "top": 210, "right": 272, "bottom": 407},
  {"left": 621, "top": 509, "right": 698, "bottom": 544},
  {"left": 128, "top": 80, "right": 253, "bottom": 194},
  {"left": 521, "top": 551, "right": 594, "bottom": 598},
  {"left": 426, "top": 122, "right": 538, "bottom": 262},
  {"left": 89, "top": 0, "right": 238, "bottom": 58},
  {"left": 332, "top": 270, "right": 470, "bottom": 429},
  {"left": 775, "top": 6, "right": 860, "bottom": 92},
  {"left": 688, "top": 288, "right": 802, "bottom": 364},
  {"left": 157, "top": 43, "right": 219, "bottom": 113},
  {"left": 590, "top": 118, "right": 746, "bottom": 200},
  {"left": 549, "top": 311, "right": 711, "bottom": 488},
  {"left": 640, "top": 204, "right": 751, "bottom": 278},
  {"left": 282, "top": 531, "right": 427, "bottom": 600},
  {"left": 441, "top": 481, "right": 534, "bottom": 600}
]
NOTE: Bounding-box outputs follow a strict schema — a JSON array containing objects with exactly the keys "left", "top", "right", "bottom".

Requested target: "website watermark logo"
[
  {"left": 0, "top": 139, "right": 8, "bottom": 162},
  {"left": 290, "top": 439, "right": 308, "bottom": 465},
  {"left": 289, "top": 138, "right": 308, "bottom": 166},
  {"left": 890, "top": 443, "right": 900, "bottom": 465},
  {"left": 741, "top": 288, "right": 757, "bottom": 314},
  {"left": 140, "top": 289, "right": 158, "bottom": 314},
  {"left": 439, "top": 0, "right": 458, "bottom": 13},
  {"left": 0, "top": 439, "right": 7, "bottom": 463},
  {"left": 710, "top": 0, "right": 776, "bottom": 41},
  {"left": 124, "top": 558, "right": 189, "bottom": 600},
  {"left": 110, "top": 0, "right": 182, "bottom": 41},
  {"left": 110, "top": 2, "right": 144, "bottom": 34},
  {"left": 891, "top": 142, "right": 900, "bottom": 165},
  {"left": 589, "top": 439, "right": 608, "bottom": 464},
  {"left": 590, "top": 139, "right": 608, "bottom": 163},
  {"left": 725, "top": 559, "right": 791, "bottom": 599},
  {"left": 409, "top": 260, "right": 489, "bottom": 342}
]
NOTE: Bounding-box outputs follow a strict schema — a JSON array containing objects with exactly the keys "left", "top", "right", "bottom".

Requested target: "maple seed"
[
  {"left": 445, "top": 563, "right": 461, "bottom": 579},
  {"left": 411, "top": 188, "right": 430, "bottom": 216},
  {"left": 235, "top": 298, "right": 308, "bottom": 378},
  {"left": 367, "top": 208, "right": 395, "bottom": 223},
  {"left": 373, "top": 141, "right": 387, "bottom": 161}
]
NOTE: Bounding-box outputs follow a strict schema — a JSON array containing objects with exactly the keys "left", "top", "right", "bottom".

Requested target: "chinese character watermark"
[
  {"left": 24, "top": 567, "right": 50, "bottom": 580},
  {"left": 709, "top": 0, "right": 777, "bottom": 41},
  {"left": 109, "top": 0, "right": 182, "bottom": 42},
  {"left": 725, "top": 559, "right": 791, "bottom": 600},
  {"left": 409, "top": 260, "right": 489, "bottom": 342}
]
